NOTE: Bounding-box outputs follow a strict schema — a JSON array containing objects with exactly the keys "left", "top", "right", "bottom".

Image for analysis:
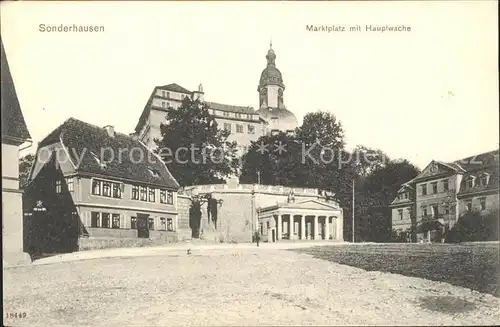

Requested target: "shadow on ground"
[{"left": 418, "top": 295, "right": 477, "bottom": 314}]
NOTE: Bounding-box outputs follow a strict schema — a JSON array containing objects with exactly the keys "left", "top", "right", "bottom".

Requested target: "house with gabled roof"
[
  {"left": 2, "top": 37, "right": 33, "bottom": 266},
  {"left": 390, "top": 149, "right": 499, "bottom": 242},
  {"left": 23, "top": 118, "right": 190, "bottom": 255}
]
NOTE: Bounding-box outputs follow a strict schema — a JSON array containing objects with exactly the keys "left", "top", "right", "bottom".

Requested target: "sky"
[{"left": 1, "top": 1, "right": 498, "bottom": 169}]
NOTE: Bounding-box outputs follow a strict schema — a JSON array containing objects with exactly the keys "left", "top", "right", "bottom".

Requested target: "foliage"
[
  {"left": 446, "top": 209, "right": 499, "bottom": 243},
  {"left": 154, "top": 97, "right": 239, "bottom": 186},
  {"left": 19, "top": 153, "right": 35, "bottom": 188}
]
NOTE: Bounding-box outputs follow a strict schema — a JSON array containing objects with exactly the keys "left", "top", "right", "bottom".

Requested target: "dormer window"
[
  {"left": 147, "top": 167, "right": 160, "bottom": 178},
  {"left": 90, "top": 151, "right": 107, "bottom": 169},
  {"left": 466, "top": 176, "right": 476, "bottom": 189},
  {"left": 479, "top": 173, "right": 490, "bottom": 186}
]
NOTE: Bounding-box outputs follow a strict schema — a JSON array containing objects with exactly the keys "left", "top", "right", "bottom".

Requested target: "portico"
[{"left": 257, "top": 199, "right": 343, "bottom": 242}]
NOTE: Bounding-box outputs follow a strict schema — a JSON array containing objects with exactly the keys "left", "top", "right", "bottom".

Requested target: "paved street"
[{"left": 3, "top": 244, "right": 500, "bottom": 326}]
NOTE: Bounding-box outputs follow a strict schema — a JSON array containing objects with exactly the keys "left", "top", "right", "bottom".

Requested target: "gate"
[{"left": 137, "top": 214, "right": 149, "bottom": 238}]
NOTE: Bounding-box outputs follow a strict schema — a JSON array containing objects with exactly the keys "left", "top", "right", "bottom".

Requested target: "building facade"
[
  {"left": 134, "top": 44, "right": 298, "bottom": 152},
  {"left": 1, "top": 38, "right": 33, "bottom": 266},
  {"left": 179, "top": 179, "right": 343, "bottom": 243},
  {"left": 390, "top": 150, "right": 499, "bottom": 242},
  {"left": 23, "top": 118, "right": 190, "bottom": 255}
]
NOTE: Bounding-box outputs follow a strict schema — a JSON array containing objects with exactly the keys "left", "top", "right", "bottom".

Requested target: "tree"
[
  {"left": 154, "top": 97, "right": 239, "bottom": 186},
  {"left": 240, "top": 132, "right": 305, "bottom": 186},
  {"left": 240, "top": 111, "right": 347, "bottom": 190},
  {"left": 19, "top": 153, "right": 35, "bottom": 189},
  {"left": 351, "top": 145, "right": 390, "bottom": 178},
  {"left": 356, "top": 159, "right": 420, "bottom": 241}
]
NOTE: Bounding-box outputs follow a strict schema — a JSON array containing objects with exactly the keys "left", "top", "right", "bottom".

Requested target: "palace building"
[{"left": 134, "top": 44, "right": 298, "bottom": 152}]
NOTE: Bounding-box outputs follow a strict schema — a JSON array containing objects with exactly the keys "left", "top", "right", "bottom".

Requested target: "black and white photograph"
[{"left": 1, "top": 1, "right": 499, "bottom": 326}]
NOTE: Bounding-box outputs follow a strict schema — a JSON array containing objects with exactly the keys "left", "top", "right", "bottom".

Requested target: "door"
[{"left": 137, "top": 214, "right": 149, "bottom": 238}]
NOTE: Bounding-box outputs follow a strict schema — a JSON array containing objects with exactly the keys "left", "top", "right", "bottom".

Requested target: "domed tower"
[{"left": 256, "top": 42, "right": 298, "bottom": 134}]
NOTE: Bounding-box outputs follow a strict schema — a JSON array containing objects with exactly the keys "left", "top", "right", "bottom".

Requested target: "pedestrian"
[{"left": 254, "top": 231, "right": 260, "bottom": 247}]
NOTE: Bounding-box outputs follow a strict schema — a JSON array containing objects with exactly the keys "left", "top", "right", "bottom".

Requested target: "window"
[
  {"left": 91, "top": 212, "right": 100, "bottom": 227},
  {"left": 131, "top": 217, "right": 137, "bottom": 229},
  {"left": 166, "top": 91, "right": 170, "bottom": 98},
  {"left": 167, "top": 218, "right": 173, "bottom": 231},
  {"left": 160, "top": 190, "right": 167, "bottom": 203},
  {"left": 422, "top": 207, "right": 428, "bottom": 217},
  {"left": 480, "top": 198, "right": 486, "bottom": 211},
  {"left": 445, "top": 208, "right": 450, "bottom": 215},
  {"left": 65, "top": 177, "right": 74, "bottom": 192},
  {"left": 132, "top": 185, "right": 140, "bottom": 200},
  {"left": 162, "top": 101, "right": 166, "bottom": 108},
  {"left": 466, "top": 177, "right": 475, "bottom": 189},
  {"left": 149, "top": 188, "right": 156, "bottom": 202},
  {"left": 148, "top": 218, "right": 155, "bottom": 230},
  {"left": 102, "top": 181, "right": 112, "bottom": 197},
  {"left": 112, "top": 183, "right": 122, "bottom": 198},
  {"left": 398, "top": 209, "right": 403, "bottom": 220},
  {"left": 236, "top": 124, "right": 243, "bottom": 133},
  {"left": 479, "top": 174, "right": 489, "bottom": 186},
  {"left": 167, "top": 191, "right": 173, "bottom": 204},
  {"left": 55, "top": 179, "right": 62, "bottom": 194},
  {"left": 235, "top": 113, "right": 242, "bottom": 118},
  {"left": 140, "top": 186, "right": 147, "bottom": 201},
  {"left": 247, "top": 114, "right": 252, "bottom": 120},
  {"left": 443, "top": 180, "right": 449, "bottom": 191},
  {"left": 432, "top": 205, "right": 439, "bottom": 218},
  {"left": 112, "top": 214, "right": 120, "bottom": 229},
  {"left": 224, "top": 123, "right": 231, "bottom": 132},
  {"left": 248, "top": 125, "right": 255, "bottom": 134},
  {"left": 92, "top": 180, "right": 101, "bottom": 195},
  {"left": 102, "top": 213, "right": 110, "bottom": 228},
  {"left": 421, "top": 184, "right": 427, "bottom": 195},
  {"left": 431, "top": 182, "right": 438, "bottom": 194},
  {"left": 466, "top": 201, "right": 472, "bottom": 212},
  {"left": 160, "top": 218, "right": 166, "bottom": 230},
  {"left": 147, "top": 167, "right": 160, "bottom": 178},
  {"left": 162, "top": 90, "right": 166, "bottom": 97},
  {"left": 166, "top": 102, "right": 170, "bottom": 108},
  {"left": 223, "top": 111, "right": 229, "bottom": 117},
  {"left": 404, "top": 192, "right": 408, "bottom": 199}
]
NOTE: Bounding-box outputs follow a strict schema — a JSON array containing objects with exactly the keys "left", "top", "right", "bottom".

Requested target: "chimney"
[{"left": 104, "top": 125, "right": 115, "bottom": 137}]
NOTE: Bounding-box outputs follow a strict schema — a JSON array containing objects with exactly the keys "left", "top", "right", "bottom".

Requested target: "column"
[
  {"left": 335, "top": 216, "right": 343, "bottom": 241},
  {"left": 277, "top": 214, "right": 282, "bottom": 240},
  {"left": 300, "top": 215, "right": 305, "bottom": 240},
  {"left": 325, "top": 216, "right": 330, "bottom": 241},
  {"left": 313, "top": 215, "right": 318, "bottom": 240},
  {"left": 288, "top": 215, "right": 294, "bottom": 240}
]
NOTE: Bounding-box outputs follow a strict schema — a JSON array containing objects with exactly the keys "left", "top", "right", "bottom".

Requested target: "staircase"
[{"left": 199, "top": 217, "right": 220, "bottom": 243}]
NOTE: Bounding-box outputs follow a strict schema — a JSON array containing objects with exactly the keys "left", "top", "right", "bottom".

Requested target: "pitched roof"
[
  {"left": 206, "top": 101, "right": 255, "bottom": 114},
  {"left": 158, "top": 83, "right": 191, "bottom": 94},
  {"left": 450, "top": 150, "right": 499, "bottom": 172},
  {"left": 1, "top": 38, "right": 31, "bottom": 142},
  {"left": 40, "top": 118, "right": 180, "bottom": 189}
]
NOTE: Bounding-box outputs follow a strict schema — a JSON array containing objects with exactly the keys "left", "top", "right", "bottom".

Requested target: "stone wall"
[
  {"left": 176, "top": 195, "right": 192, "bottom": 240},
  {"left": 178, "top": 183, "right": 333, "bottom": 243}
]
